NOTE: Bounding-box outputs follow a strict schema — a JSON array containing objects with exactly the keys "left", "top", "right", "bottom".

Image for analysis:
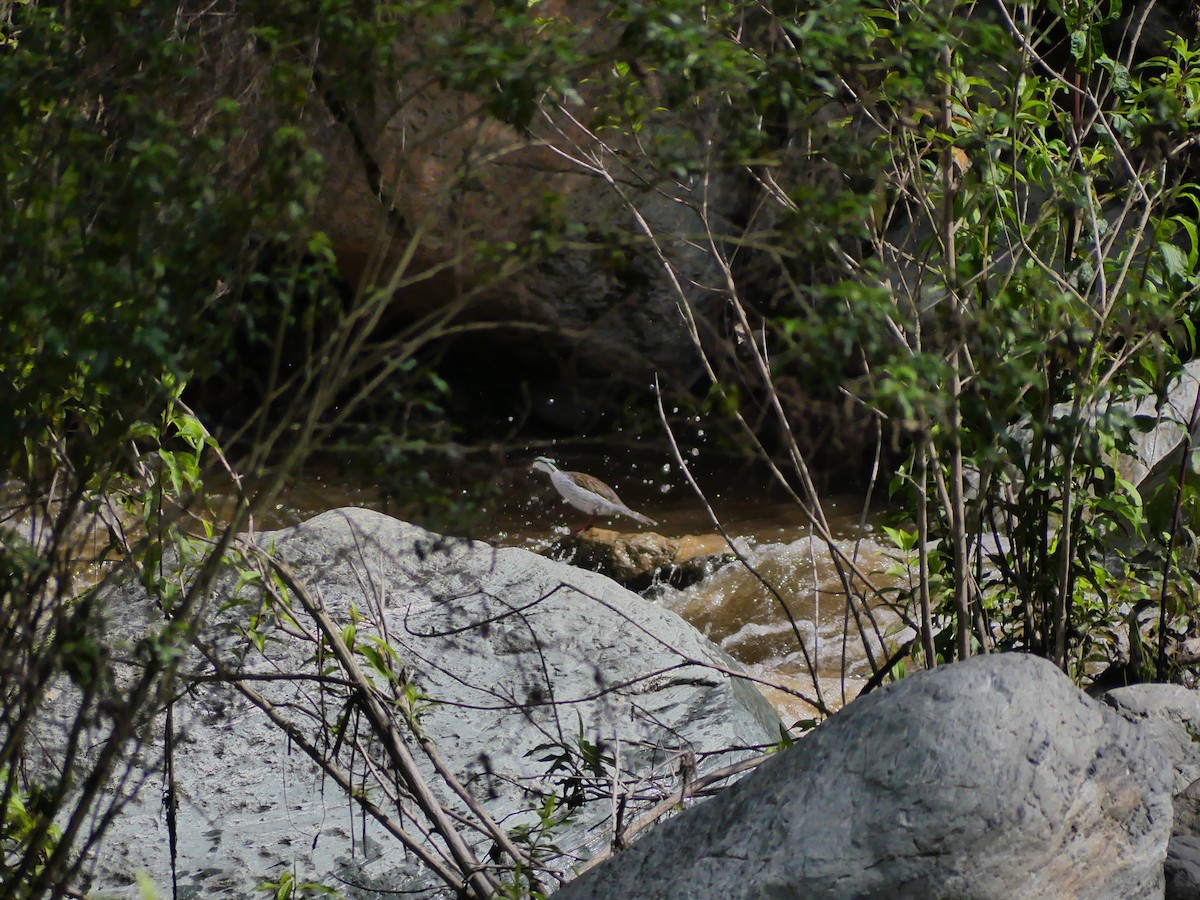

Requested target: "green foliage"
[
  {"left": 528, "top": 715, "right": 615, "bottom": 813},
  {"left": 532, "top": 0, "right": 1200, "bottom": 687},
  {"left": 767, "top": 0, "right": 1200, "bottom": 679},
  {"left": 0, "top": 773, "right": 62, "bottom": 891},
  {"left": 0, "top": 1, "right": 346, "bottom": 895},
  {"left": 256, "top": 870, "right": 340, "bottom": 900}
]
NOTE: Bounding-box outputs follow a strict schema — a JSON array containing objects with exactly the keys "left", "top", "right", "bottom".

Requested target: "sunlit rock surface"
[{"left": 50, "top": 508, "right": 779, "bottom": 898}]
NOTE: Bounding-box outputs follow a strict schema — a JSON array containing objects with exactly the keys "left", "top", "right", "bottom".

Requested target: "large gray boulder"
[
  {"left": 54, "top": 508, "right": 780, "bottom": 898},
  {"left": 557, "top": 653, "right": 1174, "bottom": 900}
]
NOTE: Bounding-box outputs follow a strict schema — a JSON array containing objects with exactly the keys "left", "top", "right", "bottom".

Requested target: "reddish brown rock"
[{"left": 543, "top": 528, "right": 734, "bottom": 590}]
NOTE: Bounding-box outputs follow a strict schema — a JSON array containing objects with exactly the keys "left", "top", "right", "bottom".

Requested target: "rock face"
[
  {"left": 543, "top": 528, "right": 734, "bottom": 590},
  {"left": 306, "top": 2, "right": 733, "bottom": 385},
  {"left": 1169, "top": 778, "right": 1200, "bottom": 900},
  {"left": 557, "top": 654, "right": 1174, "bottom": 900},
  {"left": 61, "top": 508, "right": 779, "bottom": 898},
  {"left": 1120, "top": 359, "right": 1200, "bottom": 495},
  {"left": 1102, "top": 684, "right": 1200, "bottom": 792},
  {"left": 972, "top": 360, "right": 1200, "bottom": 515},
  {"left": 1102, "top": 684, "right": 1200, "bottom": 900}
]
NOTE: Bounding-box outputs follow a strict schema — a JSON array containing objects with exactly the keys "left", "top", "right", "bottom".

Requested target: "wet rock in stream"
[{"left": 539, "top": 527, "right": 735, "bottom": 591}]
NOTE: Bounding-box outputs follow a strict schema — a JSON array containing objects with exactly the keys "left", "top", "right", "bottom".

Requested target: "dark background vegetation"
[{"left": 6, "top": 0, "right": 1200, "bottom": 894}]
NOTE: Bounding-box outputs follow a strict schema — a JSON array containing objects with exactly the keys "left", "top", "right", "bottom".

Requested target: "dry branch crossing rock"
[{"left": 557, "top": 653, "right": 1175, "bottom": 899}]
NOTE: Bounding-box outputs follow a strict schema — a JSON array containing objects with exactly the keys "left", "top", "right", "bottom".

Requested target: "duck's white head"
[{"left": 531, "top": 457, "right": 558, "bottom": 475}]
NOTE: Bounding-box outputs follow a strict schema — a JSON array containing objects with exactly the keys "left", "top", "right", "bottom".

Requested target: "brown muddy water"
[{"left": 259, "top": 446, "right": 905, "bottom": 728}]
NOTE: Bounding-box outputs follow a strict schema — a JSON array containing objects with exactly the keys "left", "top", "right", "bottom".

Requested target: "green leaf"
[
  {"left": 1070, "top": 30, "right": 1088, "bottom": 62},
  {"left": 882, "top": 524, "right": 918, "bottom": 552},
  {"left": 360, "top": 645, "right": 389, "bottom": 678},
  {"left": 1161, "top": 241, "right": 1190, "bottom": 280}
]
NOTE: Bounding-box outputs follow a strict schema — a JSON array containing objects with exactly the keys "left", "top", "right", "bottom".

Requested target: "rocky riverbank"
[{"left": 23, "top": 507, "right": 1200, "bottom": 898}]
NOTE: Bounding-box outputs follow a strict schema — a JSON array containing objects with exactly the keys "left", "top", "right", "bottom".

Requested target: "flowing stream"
[
  {"left": 260, "top": 446, "right": 903, "bottom": 727},
  {"left": 6, "top": 442, "right": 902, "bottom": 727}
]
